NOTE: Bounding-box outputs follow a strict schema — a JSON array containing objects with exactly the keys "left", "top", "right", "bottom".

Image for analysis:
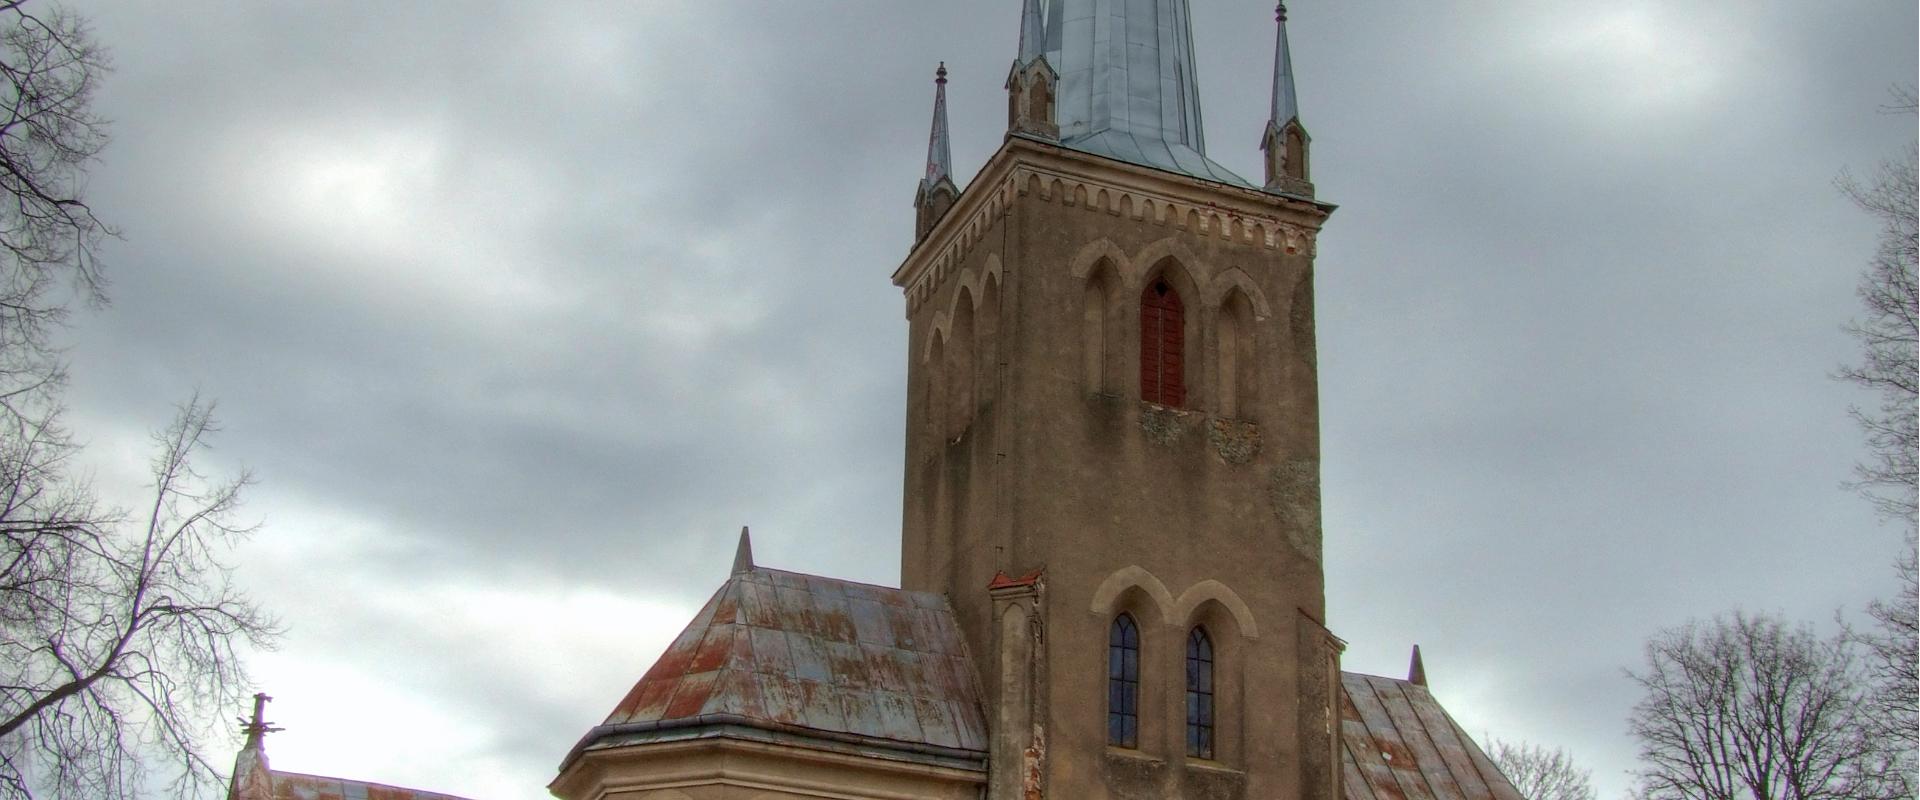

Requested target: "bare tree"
[
  {"left": 1835, "top": 84, "right": 1919, "bottom": 794},
  {"left": 1488, "top": 738, "right": 1595, "bottom": 800},
  {"left": 0, "top": 9, "right": 276, "bottom": 796},
  {"left": 1835, "top": 84, "right": 1919, "bottom": 525},
  {"left": 0, "top": 0, "right": 111, "bottom": 424},
  {"left": 1628, "top": 612, "right": 1904, "bottom": 800},
  {"left": 0, "top": 398, "right": 277, "bottom": 799}
]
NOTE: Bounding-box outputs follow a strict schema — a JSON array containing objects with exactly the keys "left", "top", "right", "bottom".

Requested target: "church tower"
[{"left": 896, "top": 3, "right": 1340, "bottom": 798}]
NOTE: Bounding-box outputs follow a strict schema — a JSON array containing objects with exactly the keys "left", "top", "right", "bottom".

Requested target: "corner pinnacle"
[
  {"left": 731, "top": 526, "right": 754, "bottom": 575},
  {"left": 1408, "top": 644, "right": 1427, "bottom": 687}
]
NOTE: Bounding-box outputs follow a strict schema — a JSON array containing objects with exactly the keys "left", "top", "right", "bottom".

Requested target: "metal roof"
[
  {"left": 1035, "top": 0, "right": 1258, "bottom": 188},
  {"left": 920, "top": 64, "right": 955, "bottom": 196},
  {"left": 577, "top": 564, "right": 988, "bottom": 763},
  {"left": 1339, "top": 672, "right": 1527, "bottom": 800},
  {"left": 1270, "top": 3, "right": 1301, "bottom": 132},
  {"left": 269, "top": 772, "right": 476, "bottom": 800}
]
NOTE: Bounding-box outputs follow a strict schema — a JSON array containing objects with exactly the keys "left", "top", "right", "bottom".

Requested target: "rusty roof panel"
[
  {"left": 273, "top": 771, "right": 475, "bottom": 800},
  {"left": 591, "top": 566, "right": 988, "bottom": 757},
  {"left": 1339, "top": 672, "right": 1524, "bottom": 800}
]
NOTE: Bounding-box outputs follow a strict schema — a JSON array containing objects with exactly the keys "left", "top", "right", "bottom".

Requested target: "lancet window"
[
  {"left": 1107, "top": 614, "right": 1141, "bottom": 748},
  {"left": 1185, "top": 627, "right": 1215, "bottom": 759}
]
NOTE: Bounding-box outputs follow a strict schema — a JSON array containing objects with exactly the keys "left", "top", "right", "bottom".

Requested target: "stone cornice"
[{"left": 892, "top": 136, "right": 1334, "bottom": 316}]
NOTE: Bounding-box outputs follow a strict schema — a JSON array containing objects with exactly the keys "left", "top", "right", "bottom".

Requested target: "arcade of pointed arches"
[
  {"left": 1092, "top": 564, "right": 1252, "bottom": 765},
  {"left": 920, "top": 238, "right": 1282, "bottom": 440}
]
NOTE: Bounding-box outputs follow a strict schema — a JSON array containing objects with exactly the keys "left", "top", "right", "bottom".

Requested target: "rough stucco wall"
[{"left": 900, "top": 145, "right": 1333, "bottom": 800}]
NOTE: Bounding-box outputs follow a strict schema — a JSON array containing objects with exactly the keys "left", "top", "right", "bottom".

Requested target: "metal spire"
[
  {"left": 1407, "top": 644, "right": 1427, "bottom": 687},
  {"left": 1016, "top": 0, "right": 1045, "bottom": 66},
  {"left": 921, "top": 63, "right": 953, "bottom": 193},
  {"left": 1032, "top": 0, "right": 1251, "bottom": 186},
  {"left": 1270, "top": 2, "right": 1300, "bottom": 128}
]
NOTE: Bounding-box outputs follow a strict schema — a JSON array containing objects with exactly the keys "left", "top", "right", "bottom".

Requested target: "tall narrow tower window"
[
  {"left": 1186, "top": 627, "right": 1215, "bottom": 759},
  {"left": 1140, "top": 279, "right": 1186, "bottom": 406},
  {"left": 1108, "top": 614, "right": 1141, "bottom": 748}
]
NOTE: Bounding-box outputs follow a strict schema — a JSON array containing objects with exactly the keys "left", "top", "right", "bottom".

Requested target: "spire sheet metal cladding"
[
  {"left": 1036, "top": 0, "right": 1255, "bottom": 188},
  {"left": 922, "top": 64, "right": 954, "bottom": 192},
  {"left": 1271, "top": 2, "right": 1300, "bottom": 128}
]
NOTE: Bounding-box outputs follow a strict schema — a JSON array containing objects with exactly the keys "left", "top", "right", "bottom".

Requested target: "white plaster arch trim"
[
  {"left": 1088, "top": 565, "right": 1175, "bottom": 625},
  {"left": 1130, "top": 237, "right": 1210, "bottom": 289},
  {"left": 980, "top": 253, "right": 1005, "bottom": 298},
  {"left": 944, "top": 269, "right": 984, "bottom": 325},
  {"left": 1204, "top": 268, "right": 1274, "bottom": 319},
  {"left": 921, "top": 313, "right": 951, "bottom": 362},
  {"left": 1068, "top": 238, "right": 1130, "bottom": 283},
  {"left": 1173, "top": 579, "right": 1259, "bottom": 640}
]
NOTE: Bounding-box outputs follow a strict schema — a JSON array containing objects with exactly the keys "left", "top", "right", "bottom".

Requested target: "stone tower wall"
[{"left": 898, "top": 140, "right": 1336, "bottom": 800}]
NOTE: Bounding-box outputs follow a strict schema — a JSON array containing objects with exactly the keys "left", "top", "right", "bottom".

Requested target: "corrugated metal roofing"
[
  {"left": 1339, "top": 672, "right": 1526, "bottom": 800},
  {"left": 271, "top": 771, "right": 475, "bottom": 800},
  {"left": 585, "top": 565, "right": 988, "bottom": 759}
]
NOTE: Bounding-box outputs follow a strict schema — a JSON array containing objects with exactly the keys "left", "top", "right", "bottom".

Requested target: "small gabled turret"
[
  {"left": 1261, "top": 2, "right": 1314, "bottom": 197},
  {"left": 914, "top": 63, "right": 961, "bottom": 241},
  {"left": 1005, "top": 0, "right": 1058, "bottom": 140}
]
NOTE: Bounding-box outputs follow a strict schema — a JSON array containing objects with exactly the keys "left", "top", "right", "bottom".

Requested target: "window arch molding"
[
  {"left": 1178, "top": 597, "right": 1248, "bottom": 766},
  {"left": 1088, "top": 565, "right": 1176, "bottom": 624},
  {"left": 1171, "top": 579, "right": 1258, "bottom": 640}
]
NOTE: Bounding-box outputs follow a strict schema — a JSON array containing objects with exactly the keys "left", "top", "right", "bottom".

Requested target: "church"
[{"left": 229, "top": 3, "right": 1529, "bottom": 799}]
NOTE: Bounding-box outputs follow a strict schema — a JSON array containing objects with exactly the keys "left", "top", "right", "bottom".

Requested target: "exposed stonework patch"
[
  {"left": 1289, "top": 272, "right": 1315, "bottom": 371},
  {"left": 1183, "top": 764, "right": 1247, "bottom": 800},
  {"left": 1268, "top": 459, "right": 1322, "bottom": 562},
  {"left": 1207, "top": 418, "right": 1261, "bottom": 465},
  {"left": 1139, "top": 405, "right": 1188, "bottom": 446},
  {"left": 1102, "top": 751, "right": 1167, "bottom": 800}
]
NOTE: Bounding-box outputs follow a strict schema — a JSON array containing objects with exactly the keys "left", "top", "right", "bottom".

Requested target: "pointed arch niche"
[
  {"left": 1217, "top": 289, "right": 1258, "bottom": 420},
  {"left": 944, "top": 288, "right": 976, "bottom": 439},
  {"left": 1082, "top": 260, "right": 1121, "bottom": 394}
]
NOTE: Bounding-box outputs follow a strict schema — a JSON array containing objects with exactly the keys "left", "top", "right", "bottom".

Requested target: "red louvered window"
[{"left": 1140, "top": 279, "right": 1185, "bottom": 407}]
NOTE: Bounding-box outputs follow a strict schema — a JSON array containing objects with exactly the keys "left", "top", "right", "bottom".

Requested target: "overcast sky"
[{"left": 56, "top": 2, "right": 1920, "bottom": 798}]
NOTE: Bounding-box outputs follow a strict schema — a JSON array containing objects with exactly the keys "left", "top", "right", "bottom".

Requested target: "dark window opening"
[
  {"left": 1108, "top": 614, "right": 1140, "bottom": 748},
  {"left": 1186, "top": 627, "right": 1214, "bottom": 759}
]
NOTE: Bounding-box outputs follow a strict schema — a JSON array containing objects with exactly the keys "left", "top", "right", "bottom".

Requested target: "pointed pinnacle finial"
[
  {"left": 1408, "top": 645, "right": 1427, "bottom": 687},
  {"left": 923, "top": 63, "right": 953, "bottom": 188},
  {"left": 731, "top": 526, "right": 754, "bottom": 575},
  {"left": 1017, "top": 0, "right": 1045, "bottom": 65},
  {"left": 1269, "top": 3, "right": 1299, "bottom": 128}
]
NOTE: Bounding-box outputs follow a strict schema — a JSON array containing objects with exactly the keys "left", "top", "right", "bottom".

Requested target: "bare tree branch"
[
  {"left": 1628, "top": 612, "right": 1907, "bottom": 800},
  {"left": 1489, "top": 739, "right": 1596, "bottom": 800}
]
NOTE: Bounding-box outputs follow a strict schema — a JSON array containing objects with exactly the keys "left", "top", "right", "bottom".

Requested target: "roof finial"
[
  {"left": 1017, "top": 0, "right": 1045, "bottom": 66},
  {"left": 731, "top": 526, "right": 755, "bottom": 575},
  {"left": 1408, "top": 645, "right": 1427, "bottom": 687},
  {"left": 923, "top": 63, "right": 953, "bottom": 189},
  {"left": 1269, "top": 2, "right": 1299, "bottom": 128},
  {"left": 237, "top": 692, "right": 282, "bottom": 748}
]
